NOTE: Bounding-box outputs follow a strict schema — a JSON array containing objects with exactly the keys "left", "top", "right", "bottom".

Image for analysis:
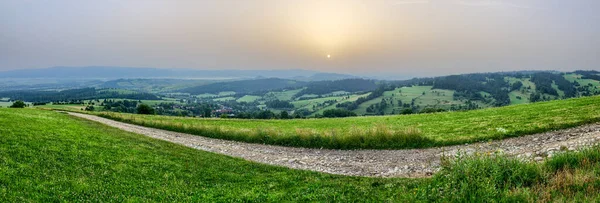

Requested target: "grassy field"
[
  {"left": 213, "top": 97, "right": 236, "bottom": 102},
  {"left": 0, "top": 102, "right": 13, "bottom": 108},
  {"left": 353, "top": 86, "right": 470, "bottom": 115},
  {"left": 508, "top": 90, "right": 530, "bottom": 104},
  {"left": 506, "top": 77, "right": 538, "bottom": 104},
  {"left": 291, "top": 95, "right": 349, "bottom": 111},
  {"left": 565, "top": 73, "right": 600, "bottom": 88},
  {"left": 98, "top": 95, "right": 600, "bottom": 149},
  {"left": 2, "top": 108, "right": 600, "bottom": 201},
  {"left": 196, "top": 93, "right": 218, "bottom": 98},
  {"left": 236, "top": 95, "right": 262, "bottom": 103},
  {"left": 354, "top": 96, "right": 383, "bottom": 115},
  {"left": 312, "top": 93, "right": 370, "bottom": 116},
  {"left": 263, "top": 89, "right": 303, "bottom": 101},
  {"left": 0, "top": 101, "right": 33, "bottom": 108}
]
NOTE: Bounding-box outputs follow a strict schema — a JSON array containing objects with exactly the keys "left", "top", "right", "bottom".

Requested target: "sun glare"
[{"left": 280, "top": 1, "right": 375, "bottom": 57}]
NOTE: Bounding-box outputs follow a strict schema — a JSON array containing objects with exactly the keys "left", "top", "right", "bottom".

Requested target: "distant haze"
[{"left": 1, "top": 0, "right": 599, "bottom": 77}]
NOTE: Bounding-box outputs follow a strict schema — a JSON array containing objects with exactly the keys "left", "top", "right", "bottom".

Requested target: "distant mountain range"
[{"left": 0, "top": 66, "right": 357, "bottom": 81}]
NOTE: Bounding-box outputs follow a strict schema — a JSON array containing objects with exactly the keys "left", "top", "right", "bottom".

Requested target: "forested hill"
[
  {"left": 180, "top": 78, "right": 307, "bottom": 94},
  {"left": 0, "top": 88, "right": 160, "bottom": 102},
  {"left": 391, "top": 70, "right": 599, "bottom": 106},
  {"left": 2, "top": 70, "right": 599, "bottom": 118}
]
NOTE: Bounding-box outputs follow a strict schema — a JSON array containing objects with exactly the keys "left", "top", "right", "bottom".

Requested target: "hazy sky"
[{"left": 1, "top": 0, "right": 599, "bottom": 76}]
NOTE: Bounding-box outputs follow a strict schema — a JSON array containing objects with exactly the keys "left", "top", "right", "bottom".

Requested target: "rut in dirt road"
[{"left": 67, "top": 112, "right": 600, "bottom": 177}]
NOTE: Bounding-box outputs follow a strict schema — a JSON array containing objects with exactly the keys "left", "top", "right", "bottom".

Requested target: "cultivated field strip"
[{"left": 68, "top": 112, "right": 600, "bottom": 177}]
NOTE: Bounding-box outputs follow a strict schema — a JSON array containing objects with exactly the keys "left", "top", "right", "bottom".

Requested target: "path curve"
[{"left": 68, "top": 112, "right": 600, "bottom": 177}]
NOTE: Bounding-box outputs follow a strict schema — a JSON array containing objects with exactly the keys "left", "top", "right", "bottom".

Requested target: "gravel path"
[{"left": 68, "top": 112, "right": 600, "bottom": 178}]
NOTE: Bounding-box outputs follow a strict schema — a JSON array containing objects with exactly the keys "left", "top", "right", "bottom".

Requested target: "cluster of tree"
[
  {"left": 233, "top": 110, "right": 303, "bottom": 119},
  {"left": 433, "top": 73, "right": 510, "bottom": 106},
  {"left": 50, "top": 100, "right": 86, "bottom": 105},
  {"left": 419, "top": 108, "right": 447, "bottom": 114},
  {"left": 529, "top": 93, "right": 552, "bottom": 103},
  {"left": 511, "top": 81, "right": 523, "bottom": 91},
  {"left": 575, "top": 70, "right": 600, "bottom": 81},
  {"left": 449, "top": 101, "right": 481, "bottom": 111},
  {"left": 530, "top": 72, "right": 576, "bottom": 98},
  {"left": 0, "top": 88, "right": 159, "bottom": 103},
  {"left": 366, "top": 98, "right": 393, "bottom": 115},
  {"left": 574, "top": 83, "right": 599, "bottom": 97},
  {"left": 101, "top": 99, "right": 140, "bottom": 113},
  {"left": 265, "top": 100, "right": 294, "bottom": 109},
  {"left": 10, "top": 100, "right": 26, "bottom": 108},
  {"left": 136, "top": 104, "right": 155, "bottom": 114},
  {"left": 154, "top": 102, "right": 216, "bottom": 117},
  {"left": 296, "top": 79, "right": 378, "bottom": 96},
  {"left": 321, "top": 109, "right": 357, "bottom": 118}
]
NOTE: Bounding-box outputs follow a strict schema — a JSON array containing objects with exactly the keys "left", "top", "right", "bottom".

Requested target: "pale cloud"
[
  {"left": 453, "top": 0, "right": 540, "bottom": 9},
  {"left": 391, "top": 0, "right": 430, "bottom": 5},
  {"left": 0, "top": 0, "right": 597, "bottom": 75}
]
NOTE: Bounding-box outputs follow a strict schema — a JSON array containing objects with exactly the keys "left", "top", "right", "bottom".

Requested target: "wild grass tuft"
[
  {"left": 415, "top": 152, "right": 544, "bottom": 202},
  {"left": 409, "top": 145, "right": 600, "bottom": 202},
  {"left": 544, "top": 145, "right": 600, "bottom": 172}
]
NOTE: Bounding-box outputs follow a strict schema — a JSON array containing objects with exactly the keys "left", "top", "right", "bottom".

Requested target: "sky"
[{"left": 0, "top": 0, "right": 599, "bottom": 77}]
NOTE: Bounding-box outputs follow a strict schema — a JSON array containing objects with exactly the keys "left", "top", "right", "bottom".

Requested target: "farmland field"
[{"left": 98, "top": 95, "right": 600, "bottom": 149}]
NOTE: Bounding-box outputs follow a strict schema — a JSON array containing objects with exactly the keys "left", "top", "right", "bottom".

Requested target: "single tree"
[
  {"left": 85, "top": 105, "right": 95, "bottom": 111},
  {"left": 136, "top": 104, "right": 155, "bottom": 115},
  {"left": 280, "top": 111, "right": 289, "bottom": 119},
  {"left": 10, "top": 100, "right": 26, "bottom": 108}
]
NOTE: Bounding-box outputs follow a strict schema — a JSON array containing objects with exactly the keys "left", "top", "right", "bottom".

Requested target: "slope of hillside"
[
  {"left": 98, "top": 95, "right": 600, "bottom": 149},
  {"left": 0, "top": 108, "right": 413, "bottom": 201}
]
